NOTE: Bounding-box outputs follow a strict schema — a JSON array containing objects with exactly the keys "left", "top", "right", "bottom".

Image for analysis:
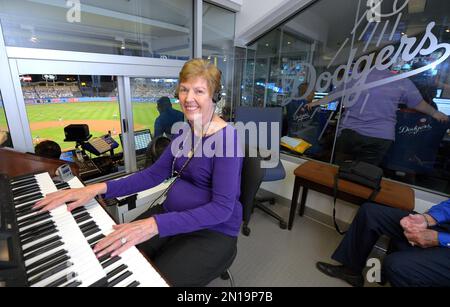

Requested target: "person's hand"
[
  {"left": 305, "top": 102, "right": 314, "bottom": 111},
  {"left": 400, "top": 214, "right": 428, "bottom": 232},
  {"left": 33, "top": 183, "right": 106, "bottom": 212},
  {"left": 93, "top": 217, "right": 159, "bottom": 258},
  {"left": 404, "top": 229, "right": 439, "bottom": 248},
  {"left": 432, "top": 111, "right": 449, "bottom": 123}
]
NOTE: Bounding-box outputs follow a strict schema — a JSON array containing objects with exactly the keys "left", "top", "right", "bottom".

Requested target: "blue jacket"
[{"left": 428, "top": 199, "right": 450, "bottom": 248}]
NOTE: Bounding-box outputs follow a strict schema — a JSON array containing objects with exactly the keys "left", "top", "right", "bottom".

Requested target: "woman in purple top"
[{"left": 35, "top": 59, "right": 243, "bottom": 286}]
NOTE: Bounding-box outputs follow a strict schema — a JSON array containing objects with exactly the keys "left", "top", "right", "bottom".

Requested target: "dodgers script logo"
[{"left": 283, "top": 0, "right": 450, "bottom": 109}]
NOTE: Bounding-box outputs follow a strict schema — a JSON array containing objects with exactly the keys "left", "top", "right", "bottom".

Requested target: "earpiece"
[{"left": 212, "top": 91, "right": 222, "bottom": 103}]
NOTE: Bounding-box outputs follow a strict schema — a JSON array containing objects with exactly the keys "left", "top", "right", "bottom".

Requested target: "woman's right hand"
[{"left": 33, "top": 182, "right": 107, "bottom": 212}]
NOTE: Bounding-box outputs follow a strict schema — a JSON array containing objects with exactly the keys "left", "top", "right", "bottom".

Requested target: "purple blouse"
[{"left": 105, "top": 125, "right": 243, "bottom": 237}]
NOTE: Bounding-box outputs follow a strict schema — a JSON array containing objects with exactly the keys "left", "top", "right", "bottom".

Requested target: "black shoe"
[{"left": 316, "top": 262, "right": 364, "bottom": 287}]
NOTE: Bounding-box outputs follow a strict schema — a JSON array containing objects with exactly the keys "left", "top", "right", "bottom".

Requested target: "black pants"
[
  {"left": 135, "top": 205, "right": 237, "bottom": 287},
  {"left": 335, "top": 129, "right": 393, "bottom": 167},
  {"left": 332, "top": 202, "right": 450, "bottom": 286}
]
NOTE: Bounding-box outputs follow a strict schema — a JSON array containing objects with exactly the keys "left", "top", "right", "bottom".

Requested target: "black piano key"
[
  {"left": 18, "top": 213, "right": 51, "bottom": 229},
  {"left": 106, "top": 264, "right": 128, "bottom": 280},
  {"left": 126, "top": 281, "right": 140, "bottom": 287},
  {"left": 19, "top": 220, "right": 55, "bottom": 237},
  {"left": 107, "top": 271, "right": 133, "bottom": 287},
  {"left": 18, "top": 210, "right": 49, "bottom": 224},
  {"left": 97, "top": 254, "right": 110, "bottom": 264},
  {"left": 24, "top": 240, "right": 64, "bottom": 261},
  {"left": 13, "top": 190, "right": 42, "bottom": 200},
  {"left": 29, "top": 261, "right": 73, "bottom": 286},
  {"left": 27, "top": 254, "right": 71, "bottom": 280},
  {"left": 16, "top": 203, "right": 40, "bottom": 215},
  {"left": 73, "top": 211, "right": 90, "bottom": 220},
  {"left": 12, "top": 185, "right": 40, "bottom": 196},
  {"left": 13, "top": 193, "right": 43, "bottom": 206},
  {"left": 10, "top": 173, "right": 37, "bottom": 183},
  {"left": 79, "top": 221, "right": 96, "bottom": 232},
  {"left": 21, "top": 227, "right": 58, "bottom": 245},
  {"left": 25, "top": 249, "right": 68, "bottom": 271},
  {"left": 11, "top": 178, "right": 37, "bottom": 187},
  {"left": 20, "top": 224, "right": 57, "bottom": 242},
  {"left": 101, "top": 256, "right": 121, "bottom": 269},
  {"left": 88, "top": 234, "right": 105, "bottom": 246},
  {"left": 74, "top": 214, "right": 91, "bottom": 224},
  {"left": 23, "top": 235, "right": 62, "bottom": 255},
  {"left": 70, "top": 207, "right": 86, "bottom": 215},
  {"left": 45, "top": 273, "right": 75, "bottom": 288},
  {"left": 64, "top": 280, "right": 82, "bottom": 287}
]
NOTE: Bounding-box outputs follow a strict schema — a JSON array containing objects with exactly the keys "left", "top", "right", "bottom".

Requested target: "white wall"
[{"left": 262, "top": 157, "right": 449, "bottom": 224}]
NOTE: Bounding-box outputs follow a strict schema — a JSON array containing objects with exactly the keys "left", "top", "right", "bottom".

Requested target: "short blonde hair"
[{"left": 176, "top": 58, "right": 221, "bottom": 97}]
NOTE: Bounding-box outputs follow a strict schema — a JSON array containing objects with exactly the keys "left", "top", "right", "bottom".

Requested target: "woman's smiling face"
[{"left": 178, "top": 76, "right": 214, "bottom": 125}]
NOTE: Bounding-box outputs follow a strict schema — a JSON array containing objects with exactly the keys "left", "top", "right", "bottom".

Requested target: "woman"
[{"left": 34, "top": 59, "right": 243, "bottom": 286}]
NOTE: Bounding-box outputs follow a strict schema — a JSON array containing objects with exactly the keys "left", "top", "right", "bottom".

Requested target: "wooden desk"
[
  {"left": 288, "top": 160, "right": 415, "bottom": 230},
  {"left": 0, "top": 148, "right": 79, "bottom": 178}
]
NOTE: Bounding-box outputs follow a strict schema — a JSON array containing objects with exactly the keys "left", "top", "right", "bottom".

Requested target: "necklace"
[{"left": 171, "top": 108, "right": 215, "bottom": 178}]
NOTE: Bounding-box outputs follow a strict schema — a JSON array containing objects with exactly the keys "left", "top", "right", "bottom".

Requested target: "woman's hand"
[
  {"left": 33, "top": 183, "right": 107, "bottom": 212},
  {"left": 93, "top": 217, "right": 159, "bottom": 258}
]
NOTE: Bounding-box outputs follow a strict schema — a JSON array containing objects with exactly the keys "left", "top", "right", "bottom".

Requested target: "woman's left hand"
[{"left": 93, "top": 217, "right": 159, "bottom": 258}]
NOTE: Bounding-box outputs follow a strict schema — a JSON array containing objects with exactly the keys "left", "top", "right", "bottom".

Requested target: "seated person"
[
  {"left": 35, "top": 140, "right": 62, "bottom": 159},
  {"left": 33, "top": 59, "right": 243, "bottom": 287},
  {"left": 0, "top": 131, "right": 12, "bottom": 147},
  {"left": 154, "top": 96, "right": 184, "bottom": 139},
  {"left": 316, "top": 200, "right": 450, "bottom": 287}
]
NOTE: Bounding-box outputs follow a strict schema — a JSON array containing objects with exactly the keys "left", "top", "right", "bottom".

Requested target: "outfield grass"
[
  {"left": 0, "top": 105, "right": 8, "bottom": 131},
  {"left": 25, "top": 101, "right": 182, "bottom": 152}
]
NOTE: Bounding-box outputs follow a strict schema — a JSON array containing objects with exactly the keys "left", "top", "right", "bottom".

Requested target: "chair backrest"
[
  {"left": 239, "top": 147, "right": 265, "bottom": 227},
  {"left": 383, "top": 110, "right": 450, "bottom": 174},
  {"left": 235, "top": 106, "right": 282, "bottom": 150}
]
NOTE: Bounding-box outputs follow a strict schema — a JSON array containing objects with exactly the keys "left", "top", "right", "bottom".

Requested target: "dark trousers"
[
  {"left": 335, "top": 129, "right": 393, "bottom": 166},
  {"left": 135, "top": 205, "right": 237, "bottom": 287},
  {"left": 332, "top": 202, "right": 450, "bottom": 286}
]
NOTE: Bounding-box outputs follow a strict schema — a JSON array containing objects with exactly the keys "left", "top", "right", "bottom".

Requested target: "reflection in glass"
[
  {"left": 130, "top": 77, "right": 181, "bottom": 169},
  {"left": 242, "top": 0, "right": 450, "bottom": 194},
  {"left": 20, "top": 74, "right": 122, "bottom": 179},
  {"left": 202, "top": 3, "right": 235, "bottom": 121},
  {"left": 0, "top": 0, "right": 192, "bottom": 59}
]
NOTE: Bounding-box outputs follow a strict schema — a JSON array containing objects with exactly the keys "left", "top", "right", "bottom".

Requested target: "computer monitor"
[
  {"left": 320, "top": 100, "right": 338, "bottom": 111},
  {"left": 119, "top": 129, "right": 153, "bottom": 155},
  {"left": 60, "top": 150, "right": 75, "bottom": 162},
  {"left": 434, "top": 99, "right": 450, "bottom": 116}
]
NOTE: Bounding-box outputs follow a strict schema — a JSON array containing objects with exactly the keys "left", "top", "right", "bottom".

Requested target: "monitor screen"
[
  {"left": 434, "top": 99, "right": 450, "bottom": 116},
  {"left": 320, "top": 101, "right": 338, "bottom": 111},
  {"left": 134, "top": 129, "right": 152, "bottom": 153},
  {"left": 60, "top": 150, "right": 74, "bottom": 162},
  {"left": 119, "top": 129, "right": 152, "bottom": 155}
]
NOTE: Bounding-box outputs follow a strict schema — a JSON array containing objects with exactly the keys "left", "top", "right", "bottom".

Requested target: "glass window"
[
  {"left": 202, "top": 2, "right": 235, "bottom": 121},
  {"left": 20, "top": 74, "right": 123, "bottom": 180},
  {"left": 0, "top": 0, "right": 192, "bottom": 59},
  {"left": 0, "top": 90, "right": 12, "bottom": 148},
  {"left": 242, "top": 0, "right": 450, "bottom": 194},
  {"left": 130, "top": 77, "right": 181, "bottom": 169}
]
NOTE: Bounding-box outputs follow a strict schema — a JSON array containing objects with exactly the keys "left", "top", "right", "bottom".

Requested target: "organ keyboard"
[{"left": 0, "top": 172, "right": 168, "bottom": 287}]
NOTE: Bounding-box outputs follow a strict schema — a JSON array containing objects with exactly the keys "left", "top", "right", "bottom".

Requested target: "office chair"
[
  {"left": 216, "top": 148, "right": 267, "bottom": 286},
  {"left": 235, "top": 106, "right": 288, "bottom": 233}
]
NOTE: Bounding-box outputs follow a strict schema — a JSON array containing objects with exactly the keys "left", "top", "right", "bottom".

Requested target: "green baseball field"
[{"left": 24, "top": 101, "right": 181, "bottom": 152}]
